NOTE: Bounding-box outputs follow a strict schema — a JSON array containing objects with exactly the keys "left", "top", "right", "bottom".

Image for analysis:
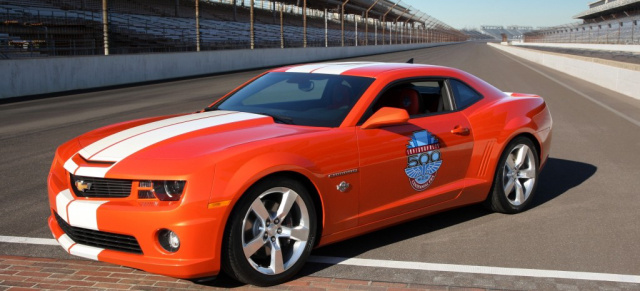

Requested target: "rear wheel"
[
  {"left": 222, "top": 178, "right": 316, "bottom": 286},
  {"left": 486, "top": 137, "right": 539, "bottom": 214}
]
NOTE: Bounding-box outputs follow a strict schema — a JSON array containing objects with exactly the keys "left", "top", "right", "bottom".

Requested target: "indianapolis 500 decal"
[{"left": 405, "top": 130, "right": 442, "bottom": 191}]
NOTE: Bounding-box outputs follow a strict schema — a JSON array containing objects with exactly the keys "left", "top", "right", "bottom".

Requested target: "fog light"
[{"left": 158, "top": 229, "right": 180, "bottom": 253}]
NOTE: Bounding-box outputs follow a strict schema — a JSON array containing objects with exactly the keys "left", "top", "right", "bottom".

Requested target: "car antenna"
[{"left": 406, "top": 58, "right": 414, "bottom": 64}]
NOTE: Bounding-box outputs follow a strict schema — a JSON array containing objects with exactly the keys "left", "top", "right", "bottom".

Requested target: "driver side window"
[{"left": 372, "top": 80, "right": 453, "bottom": 118}]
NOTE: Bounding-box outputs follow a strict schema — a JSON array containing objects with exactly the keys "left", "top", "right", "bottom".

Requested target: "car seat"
[{"left": 374, "top": 87, "right": 422, "bottom": 115}]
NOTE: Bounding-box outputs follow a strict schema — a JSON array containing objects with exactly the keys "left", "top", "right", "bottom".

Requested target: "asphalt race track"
[{"left": 1, "top": 42, "right": 640, "bottom": 289}]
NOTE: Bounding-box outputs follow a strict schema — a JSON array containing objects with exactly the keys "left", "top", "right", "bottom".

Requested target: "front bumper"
[
  {"left": 48, "top": 212, "right": 220, "bottom": 278},
  {"left": 47, "top": 165, "right": 227, "bottom": 279}
]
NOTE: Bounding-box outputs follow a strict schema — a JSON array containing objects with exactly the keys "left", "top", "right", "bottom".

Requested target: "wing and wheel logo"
[{"left": 405, "top": 130, "right": 442, "bottom": 191}]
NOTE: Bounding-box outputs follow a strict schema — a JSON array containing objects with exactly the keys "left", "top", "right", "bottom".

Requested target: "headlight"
[{"left": 138, "top": 180, "right": 186, "bottom": 201}]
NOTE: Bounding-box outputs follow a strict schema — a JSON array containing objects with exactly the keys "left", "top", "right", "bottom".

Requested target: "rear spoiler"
[{"left": 504, "top": 92, "right": 541, "bottom": 98}]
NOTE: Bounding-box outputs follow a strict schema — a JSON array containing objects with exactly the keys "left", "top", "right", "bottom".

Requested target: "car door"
[{"left": 355, "top": 80, "right": 474, "bottom": 225}]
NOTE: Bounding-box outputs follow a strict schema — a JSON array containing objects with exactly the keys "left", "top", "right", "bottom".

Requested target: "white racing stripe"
[
  {"left": 64, "top": 110, "right": 267, "bottom": 178},
  {"left": 89, "top": 111, "right": 264, "bottom": 162},
  {"left": 54, "top": 234, "right": 104, "bottom": 261},
  {"left": 78, "top": 110, "right": 234, "bottom": 159},
  {"left": 286, "top": 62, "right": 381, "bottom": 75},
  {"left": 286, "top": 63, "right": 334, "bottom": 73},
  {"left": 67, "top": 200, "right": 108, "bottom": 231},
  {"left": 55, "top": 193, "right": 107, "bottom": 259},
  {"left": 55, "top": 189, "right": 106, "bottom": 231},
  {"left": 56, "top": 234, "right": 75, "bottom": 252},
  {"left": 63, "top": 159, "right": 79, "bottom": 174},
  {"left": 312, "top": 62, "right": 381, "bottom": 75},
  {"left": 70, "top": 244, "right": 104, "bottom": 261},
  {"left": 308, "top": 256, "right": 640, "bottom": 284},
  {"left": 74, "top": 166, "right": 110, "bottom": 178},
  {"left": 55, "top": 189, "right": 74, "bottom": 223}
]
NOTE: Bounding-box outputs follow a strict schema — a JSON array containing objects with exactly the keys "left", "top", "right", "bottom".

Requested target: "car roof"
[{"left": 271, "top": 62, "right": 457, "bottom": 78}]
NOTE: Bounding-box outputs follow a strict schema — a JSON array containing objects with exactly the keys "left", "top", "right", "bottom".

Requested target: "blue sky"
[{"left": 405, "top": 0, "right": 589, "bottom": 29}]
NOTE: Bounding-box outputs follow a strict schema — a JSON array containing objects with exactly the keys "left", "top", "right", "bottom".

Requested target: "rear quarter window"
[{"left": 449, "top": 79, "right": 482, "bottom": 109}]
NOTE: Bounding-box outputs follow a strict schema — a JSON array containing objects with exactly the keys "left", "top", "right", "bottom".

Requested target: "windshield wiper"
[
  {"left": 257, "top": 112, "right": 295, "bottom": 125},
  {"left": 203, "top": 106, "right": 218, "bottom": 112}
]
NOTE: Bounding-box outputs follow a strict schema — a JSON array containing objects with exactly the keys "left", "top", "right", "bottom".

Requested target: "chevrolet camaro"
[{"left": 47, "top": 61, "right": 552, "bottom": 286}]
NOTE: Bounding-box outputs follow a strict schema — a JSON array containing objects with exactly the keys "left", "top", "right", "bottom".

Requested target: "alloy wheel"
[
  {"left": 502, "top": 144, "right": 536, "bottom": 206},
  {"left": 241, "top": 187, "right": 310, "bottom": 275}
]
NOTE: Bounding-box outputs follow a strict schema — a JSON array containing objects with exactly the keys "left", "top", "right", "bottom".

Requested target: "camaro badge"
[
  {"left": 75, "top": 180, "right": 92, "bottom": 192},
  {"left": 405, "top": 130, "right": 442, "bottom": 191}
]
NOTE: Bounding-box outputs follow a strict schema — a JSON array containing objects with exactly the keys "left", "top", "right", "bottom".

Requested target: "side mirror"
[{"left": 361, "top": 107, "right": 410, "bottom": 129}]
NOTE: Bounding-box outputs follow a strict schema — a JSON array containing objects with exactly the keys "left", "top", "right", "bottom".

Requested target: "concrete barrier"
[
  {"left": 512, "top": 42, "right": 640, "bottom": 53},
  {"left": 0, "top": 43, "right": 454, "bottom": 99},
  {"left": 488, "top": 43, "right": 640, "bottom": 100}
]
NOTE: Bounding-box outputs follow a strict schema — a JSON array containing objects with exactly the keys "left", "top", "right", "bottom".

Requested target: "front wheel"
[
  {"left": 486, "top": 137, "right": 539, "bottom": 214},
  {"left": 222, "top": 178, "right": 316, "bottom": 286}
]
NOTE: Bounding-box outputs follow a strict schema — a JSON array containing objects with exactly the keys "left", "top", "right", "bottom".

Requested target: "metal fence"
[{"left": 0, "top": 0, "right": 467, "bottom": 59}]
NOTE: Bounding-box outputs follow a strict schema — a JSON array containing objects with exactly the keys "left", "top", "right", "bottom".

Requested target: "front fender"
[
  {"left": 206, "top": 151, "right": 325, "bottom": 266},
  {"left": 210, "top": 152, "right": 322, "bottom": 205}
]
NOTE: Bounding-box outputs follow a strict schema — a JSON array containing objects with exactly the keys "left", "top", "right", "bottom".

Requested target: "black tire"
[
  {"left": 222, "top": 177, "right": 317, "bottom": 286},
  {"left": 485, "top": 136, "right": 540, "bottom": 214}
]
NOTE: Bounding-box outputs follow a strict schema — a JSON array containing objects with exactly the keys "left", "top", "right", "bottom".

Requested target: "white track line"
[
  {"left": 3, "top": 235, "right": 638, "bottom": 284},
  {"left": 308, "top": 256, "right": 640, "bottom": 284},
  {"left": 492, "top": 47, "right": 640, "bottom": 128},
  {"left": 0, "top": 235, "right": 58, "bottom": 246}
]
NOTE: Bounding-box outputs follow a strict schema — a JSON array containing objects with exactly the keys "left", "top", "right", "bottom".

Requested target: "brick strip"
[{"left": 0, "top": 255, "right": 488, "bottom": 291}]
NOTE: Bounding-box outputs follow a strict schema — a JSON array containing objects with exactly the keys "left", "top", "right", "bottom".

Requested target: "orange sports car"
[{"left": 47, "top": 62, "right": 552, "bottom": 286}]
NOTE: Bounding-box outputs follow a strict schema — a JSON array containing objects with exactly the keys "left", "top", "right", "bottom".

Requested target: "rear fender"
[
  {"left": 493, "top": 102, "right": 547, "bottom": 177},
  {"left": 472, "top": 95, "right": 546, "bottom": 182}
]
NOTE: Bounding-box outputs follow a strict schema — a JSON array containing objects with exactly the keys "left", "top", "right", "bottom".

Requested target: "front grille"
[
  {"left": 70, "top": 174, "right": 132, "bottom": 198},
  {"left": 55, "top": 212, "right": 143, "bottom": 254}
]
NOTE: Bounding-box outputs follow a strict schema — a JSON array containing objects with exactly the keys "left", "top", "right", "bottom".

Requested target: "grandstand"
[
  {"left": 0, "top": 0, "right": 467, "bottom": 59},
  {"left": 461, "top": 29, "right": 495, "bottom": 41},
  {"left": 480, "top": 26, "right": 533, "bottom": 41},
  {"left": 524, "top": 0, "right": 640, "bottom": 44}
]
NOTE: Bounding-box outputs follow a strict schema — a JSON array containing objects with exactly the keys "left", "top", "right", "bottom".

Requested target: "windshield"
[{"left": 212, "top": 72, "right": 375, "bottom": 127}]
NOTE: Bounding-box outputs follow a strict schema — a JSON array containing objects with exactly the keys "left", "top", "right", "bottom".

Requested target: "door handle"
[{"left": 451, "top": 125, "right": 470, "bottom": 136}]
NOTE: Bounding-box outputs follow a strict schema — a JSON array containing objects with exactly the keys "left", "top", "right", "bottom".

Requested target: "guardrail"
[{"left": 0, "top": 42, "right": 458, "bottom": 99}]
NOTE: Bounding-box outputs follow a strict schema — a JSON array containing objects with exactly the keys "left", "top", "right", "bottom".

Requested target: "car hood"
[{"left": 76, "top": 110, "right": 322, "bottom": 162}]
